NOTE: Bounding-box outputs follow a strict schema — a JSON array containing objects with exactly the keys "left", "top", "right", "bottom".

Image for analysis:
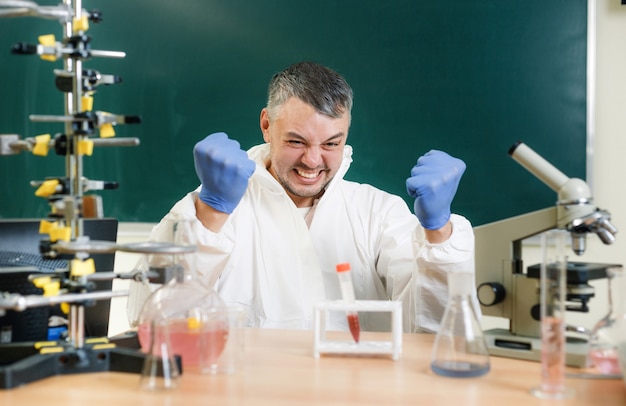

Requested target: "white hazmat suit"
[{"left": 127, "top": 143, "right": 476, "bottom": 333}]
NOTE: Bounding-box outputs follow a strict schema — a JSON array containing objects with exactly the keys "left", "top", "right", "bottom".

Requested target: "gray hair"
[{"left": 266, "top": 61, "right": 353, "bottom": 122}]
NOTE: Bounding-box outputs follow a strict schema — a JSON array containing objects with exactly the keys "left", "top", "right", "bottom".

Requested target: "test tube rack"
[{"left": 313, "top": 300, "right": 403, "bottom": 360}]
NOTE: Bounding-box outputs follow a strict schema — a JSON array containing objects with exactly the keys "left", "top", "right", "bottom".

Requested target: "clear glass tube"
[
  {"left": 531, "top": 230, "right": 574, "bottom": 399},
  {"left": 430, "top": 271, "right": 490, "bottom": 378}
]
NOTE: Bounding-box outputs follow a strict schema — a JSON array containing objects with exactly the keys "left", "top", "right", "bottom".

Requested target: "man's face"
[{"left": 260, "top": 97, "right": 350, "bottom": 208}]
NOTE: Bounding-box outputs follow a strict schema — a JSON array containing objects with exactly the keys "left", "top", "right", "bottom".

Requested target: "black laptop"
[{"left": 0, "top": 218, "right": 118, "bottom": 342}]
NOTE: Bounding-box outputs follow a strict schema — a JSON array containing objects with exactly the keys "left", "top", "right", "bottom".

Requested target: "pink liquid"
[
  {"left": 589, "top": 348, "right": 621, "bottom": 375},
  {"left": 138, "top": 320, "right": 228, "bottom": 367},
  {"left": 540, "top": 317, "right": 566, "bottom": 392}
]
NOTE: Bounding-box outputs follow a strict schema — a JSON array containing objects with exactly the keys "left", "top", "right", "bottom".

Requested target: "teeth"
[{"left": 297, "top": 169, "right": 318, "bottom": 179}]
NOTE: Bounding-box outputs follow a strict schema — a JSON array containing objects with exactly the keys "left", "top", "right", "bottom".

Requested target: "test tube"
[{"left": 336, "top": 262, "right": 360, "bottom": 343}]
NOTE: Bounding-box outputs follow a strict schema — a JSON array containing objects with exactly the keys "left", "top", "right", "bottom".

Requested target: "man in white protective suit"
[{"left": 127, "top": 61, "right": 477, "bottom": 334}]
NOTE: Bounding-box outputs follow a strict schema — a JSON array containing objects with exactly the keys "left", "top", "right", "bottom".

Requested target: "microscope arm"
[{"left": 474, "top": 207, "right": 556, "bottom": 320}]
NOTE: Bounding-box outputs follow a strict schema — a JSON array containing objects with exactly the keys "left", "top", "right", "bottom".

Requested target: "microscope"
[{"left": 475, "top": 141, "right": 620, "bottom": 367}]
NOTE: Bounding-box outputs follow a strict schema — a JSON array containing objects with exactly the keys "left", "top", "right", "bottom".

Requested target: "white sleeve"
[
  {"left": 125, "top": 189, "right": 235, "bottom": 326},
  {"left": 411, "top": 214, "right": 477, "bottom": 333}
]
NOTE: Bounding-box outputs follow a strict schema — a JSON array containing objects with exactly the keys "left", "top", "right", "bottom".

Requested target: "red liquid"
[
  {"left": 138, "top": 319, "right": 228, "bottom": 367},
  {"left": 347, "top": 313, "right": 360, "bottom": 343}
]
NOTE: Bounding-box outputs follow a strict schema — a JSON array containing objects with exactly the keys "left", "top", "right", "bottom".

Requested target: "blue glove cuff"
[
  {"left": 198, "top": 186, "right": 236, "bottom": 214},
  {"left": 415, "top": 202, "right": 451, "bottom": 230}
]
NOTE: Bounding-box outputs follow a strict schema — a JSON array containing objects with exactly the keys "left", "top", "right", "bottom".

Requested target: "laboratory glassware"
[
  {"left": 137, "top": 219, "right": 228, "bottom": 370},
  {"left": 139, "top": 318, "right": 179, "bottom": 391},
  {"left": 198, "top": 305, "right": 246, "bottom": 374},
  {"left": 430, "top": 270, "right": 490, "bottom": 378},
  {"left": 336, "top": 262, "right": 360, "bottom": 343},
  {"left": 587, "top": 265, "right": 625, "bottom": 375},
  {"left": 530, "top": 230, "right": 574, "bottom": 399}
]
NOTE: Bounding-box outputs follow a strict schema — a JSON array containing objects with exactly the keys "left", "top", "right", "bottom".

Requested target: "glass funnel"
[{"left": 137, "top": 218, "right": 228, "bottom": 370}]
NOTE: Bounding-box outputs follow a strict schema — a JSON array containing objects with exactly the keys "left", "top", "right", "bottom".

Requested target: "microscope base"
[
  {"left": 0, "top": 338, "right": 181, "bottom": 389},
  {"left": 484, "top": 328, "right": 589, "bottom": 368}
]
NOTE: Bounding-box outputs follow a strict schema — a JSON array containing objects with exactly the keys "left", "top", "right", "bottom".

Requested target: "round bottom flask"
[
  {"left": 137, "top": 219, "right": 228, "bottom": 369},
  {"left": 137, "top": 267, "right": 228, "bottom": 368}
]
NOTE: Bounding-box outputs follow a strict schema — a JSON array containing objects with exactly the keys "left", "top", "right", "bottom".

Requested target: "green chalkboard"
[{"left": 0, "top": 0, "right": 588, "bottom": 225}]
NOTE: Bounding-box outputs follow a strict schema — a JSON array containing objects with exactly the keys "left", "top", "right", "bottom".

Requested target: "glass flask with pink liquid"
[{"left": 137, "top": 218, "right": 229, "bottom": 371}]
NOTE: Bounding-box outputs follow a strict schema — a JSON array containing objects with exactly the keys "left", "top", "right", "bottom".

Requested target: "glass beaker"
[
  {"left": 587, "top": 265, "right": 625, "bottom": 375},
  {"left": 198, "top": 305, "right": 247, "bottom": 375},
  {"left": 430, "top": 270, "right": 490, "bottom": 378},
  {"left": 137, "top": 218, "right": 228, "bottom": 370}
]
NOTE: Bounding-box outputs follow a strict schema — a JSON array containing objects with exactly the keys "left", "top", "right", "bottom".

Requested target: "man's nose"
[{"left": 301, "top": 146, "right": 323, "bottom": 168}]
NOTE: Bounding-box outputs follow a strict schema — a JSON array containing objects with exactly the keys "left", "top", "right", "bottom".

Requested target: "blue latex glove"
[
  {"left": 193, "top": 132, "right": 256, "bottom": 214},
  {"left": 406, "top": 150, "right": 466, "bottom": 230}
]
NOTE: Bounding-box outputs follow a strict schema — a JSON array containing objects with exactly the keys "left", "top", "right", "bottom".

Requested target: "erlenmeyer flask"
[
  {"left": 430, "top": 270, "right": 490, "bottom": 378},
  {"left": 137, "top": 218, "right": 228, "bottom": 370},
  {"left": 587, "top": 265, "right": 625, "bottom": 375}
]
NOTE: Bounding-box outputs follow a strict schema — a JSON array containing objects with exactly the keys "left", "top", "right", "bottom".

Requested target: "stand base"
[
  {"left": 530, "top": 385, "right": 576, "bottom": 400},
  {"left": 0, "top": 336, "right": 181, "bottom": 389},
  {"left": 484, "top": 328, "right": 588, "bottom": 367}
]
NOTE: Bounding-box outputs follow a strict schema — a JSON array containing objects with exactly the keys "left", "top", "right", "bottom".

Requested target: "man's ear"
[{"left": 260, "top": 108, "right": 271, "bottom": 143}]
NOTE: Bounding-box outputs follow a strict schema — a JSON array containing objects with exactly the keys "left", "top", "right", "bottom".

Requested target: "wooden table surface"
[{"left": 0, "top": 328, "right": 624, "bottom": 405}]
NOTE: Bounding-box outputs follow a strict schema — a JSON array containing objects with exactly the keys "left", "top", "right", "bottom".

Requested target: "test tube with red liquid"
[{"left": 336, "top": 262, "right": 361, "bottom": 343}]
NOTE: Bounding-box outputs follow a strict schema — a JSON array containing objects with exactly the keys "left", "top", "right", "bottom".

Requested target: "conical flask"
[
  {"left": 137, "top": 219, "right": 228, "bottom": 370},
  {"left": 430, "top": 270, "right": 490, "bottom": 378}
]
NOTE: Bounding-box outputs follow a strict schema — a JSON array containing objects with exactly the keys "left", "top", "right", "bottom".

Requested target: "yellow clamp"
[
  {"left": 70, "top": 257, "right": 95, "bottom": 277},
  {"left": 99, "top": 123, "right": 115, "bottom": 138},
  {"left": 31, "top": 276, "right": 60, "bottom": 297},
  {"left": 35, "top": 179, "right": 60, "bottom": 197},
  {"left": 39, "top": 220, "right": 71, "bottom": 242},
  {"left": 86, "top": 337, "right": 109, "bottom": 345},
  {"left": 82, "top": 94, "right": 94, "bottom": 112},
  {"left": 60, "top": 303, "right": 70, "bottom": 314},
  {"left": 86, "top": 338, "right": 117, "bottom": 352},
  {"left": 38, "top": 34, "right": 57, "bottom": 62},
  {"left": 35, "top": 341, "right": 66, "bottom": 354},
  {"left": 32, "top": 134, "right": 51, "bottom": 156},
  {"left": 77, "top": 139, "right": 94, "bottom": 156},
  {"left": 40, "top": 346, "right": 65, "bottom": 354},
  {"left": 34, "top": 341, "right": 58, "bottom": 349},
  {"left": 73, "top": 15, "right": 89, "bottom": 33}
]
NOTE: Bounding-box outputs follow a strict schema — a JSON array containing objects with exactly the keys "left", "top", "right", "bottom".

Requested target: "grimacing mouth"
[{"left": 295, "top": 168, "right": 323, "bottom": 179}]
